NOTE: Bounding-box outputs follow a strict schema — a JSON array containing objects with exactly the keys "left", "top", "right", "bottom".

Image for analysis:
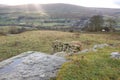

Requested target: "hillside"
[
  {"left": 0, "top": 3, "right": 120, "bottom": 18},
  {"left": 0, "top": 3, "right": 120, "bottom": 31},
  {"left": 0, "top": 30, "right": 120, "bottom": 80},
  {"left": 0, "top": 3, "right": 120, "bottom": 80},
  {"left": 0, "top": 30, "right": 120, "bottom": 61}
]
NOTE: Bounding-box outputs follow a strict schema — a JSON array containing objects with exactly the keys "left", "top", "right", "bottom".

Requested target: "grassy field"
[
  {"left": 57, "top": 47, "right": 120, "bottom": 80},
  {"left": 0, "top": 30, "right": 120, "bottom": 61},
  {"left": 56, "top": 32, "right": 120, "bottom": 80},
  {"left": 0, "top": 30, "right": 120, "bottom": 80},
  {"left": 0, "top": 30, "right": 75, "bottom": 61}
]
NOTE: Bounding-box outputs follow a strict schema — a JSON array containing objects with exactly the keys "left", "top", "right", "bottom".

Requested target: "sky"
[{"left": 0, "top": 0, "right": 120, "bottom": 8}]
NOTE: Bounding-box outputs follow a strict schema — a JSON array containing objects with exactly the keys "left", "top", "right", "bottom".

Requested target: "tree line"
[{"left": 84, "top": 15, "right": 116, "bottom": 32}]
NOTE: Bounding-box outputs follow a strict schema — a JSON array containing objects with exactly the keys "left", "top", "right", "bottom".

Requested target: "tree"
[
  {"left": 86, "top": 15, "right": 104, "bottom": 32},
  {"left": 105, "top": 18, "right": 116, "bottom": 32}
]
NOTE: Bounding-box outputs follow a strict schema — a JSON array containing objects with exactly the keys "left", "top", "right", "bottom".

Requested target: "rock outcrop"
[{"left": 0, "top": 51, "right": 66, "bottom": 80}]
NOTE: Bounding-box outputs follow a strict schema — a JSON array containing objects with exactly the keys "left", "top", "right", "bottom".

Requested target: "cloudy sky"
[{"left": 0, "top": 0, "right": 120, "bottom": 8}]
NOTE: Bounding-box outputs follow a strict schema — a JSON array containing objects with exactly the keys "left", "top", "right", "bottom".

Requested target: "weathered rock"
[
  {"left": 93, "top": 44, "right": 109, "bottom": 49},
  {"left": 111, "top": 52, "right": 120, "bottom": 59},
  {"left": 0, "top": 51, "right": 67, "bottom": 80},
  {"left": 53, "top": 51, "right": 67, "bottom": 57},
  {"left": 77, "top": 43, "right": 109, "bottom": 54},
  {"left": 79, "top": 49, "right": 89, "bottom": 53}
]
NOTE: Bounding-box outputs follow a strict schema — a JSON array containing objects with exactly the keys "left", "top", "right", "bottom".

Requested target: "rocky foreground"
[
  {"left": 0, "top": 43, "right": 119, "bottom": 80},
  {"left": 0, "top": 51, "right": 66, "bottom": 80}
]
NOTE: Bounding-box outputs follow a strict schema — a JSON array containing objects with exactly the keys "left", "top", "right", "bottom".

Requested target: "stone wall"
[{"left": 52, "top": 40, "right": 82, "bottom": 54}]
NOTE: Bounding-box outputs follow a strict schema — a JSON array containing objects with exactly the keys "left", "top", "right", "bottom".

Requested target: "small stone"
[
  {"left": 80, "top": 49, "right": 89, "bottom": 53},
  {"left": 93, "top": 44, "right": 109, "bottom": 49},
  {"left": 111, "top": 52, "right": 120, "bottom": 59}
]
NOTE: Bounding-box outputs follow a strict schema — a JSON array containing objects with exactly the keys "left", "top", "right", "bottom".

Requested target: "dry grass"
[
  {"left": 0, "top": 30, "right": 120, "bottom": 61},
  {"left": 0, "top": 30, "right": 120, "bottom": 80}
]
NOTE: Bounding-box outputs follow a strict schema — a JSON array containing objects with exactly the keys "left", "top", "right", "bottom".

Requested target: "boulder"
[{"left": 0, "top": 51, "right": 67, "bottom": 80}]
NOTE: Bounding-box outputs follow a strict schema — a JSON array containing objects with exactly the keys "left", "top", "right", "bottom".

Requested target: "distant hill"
[{"left": 0, "top": 3, "right": 120, "bottom": 18}]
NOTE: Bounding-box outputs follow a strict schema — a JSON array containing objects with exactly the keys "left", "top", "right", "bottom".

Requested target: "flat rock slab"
[{"left": 0, "top": 51, "right": 66, "bottom": 80}]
